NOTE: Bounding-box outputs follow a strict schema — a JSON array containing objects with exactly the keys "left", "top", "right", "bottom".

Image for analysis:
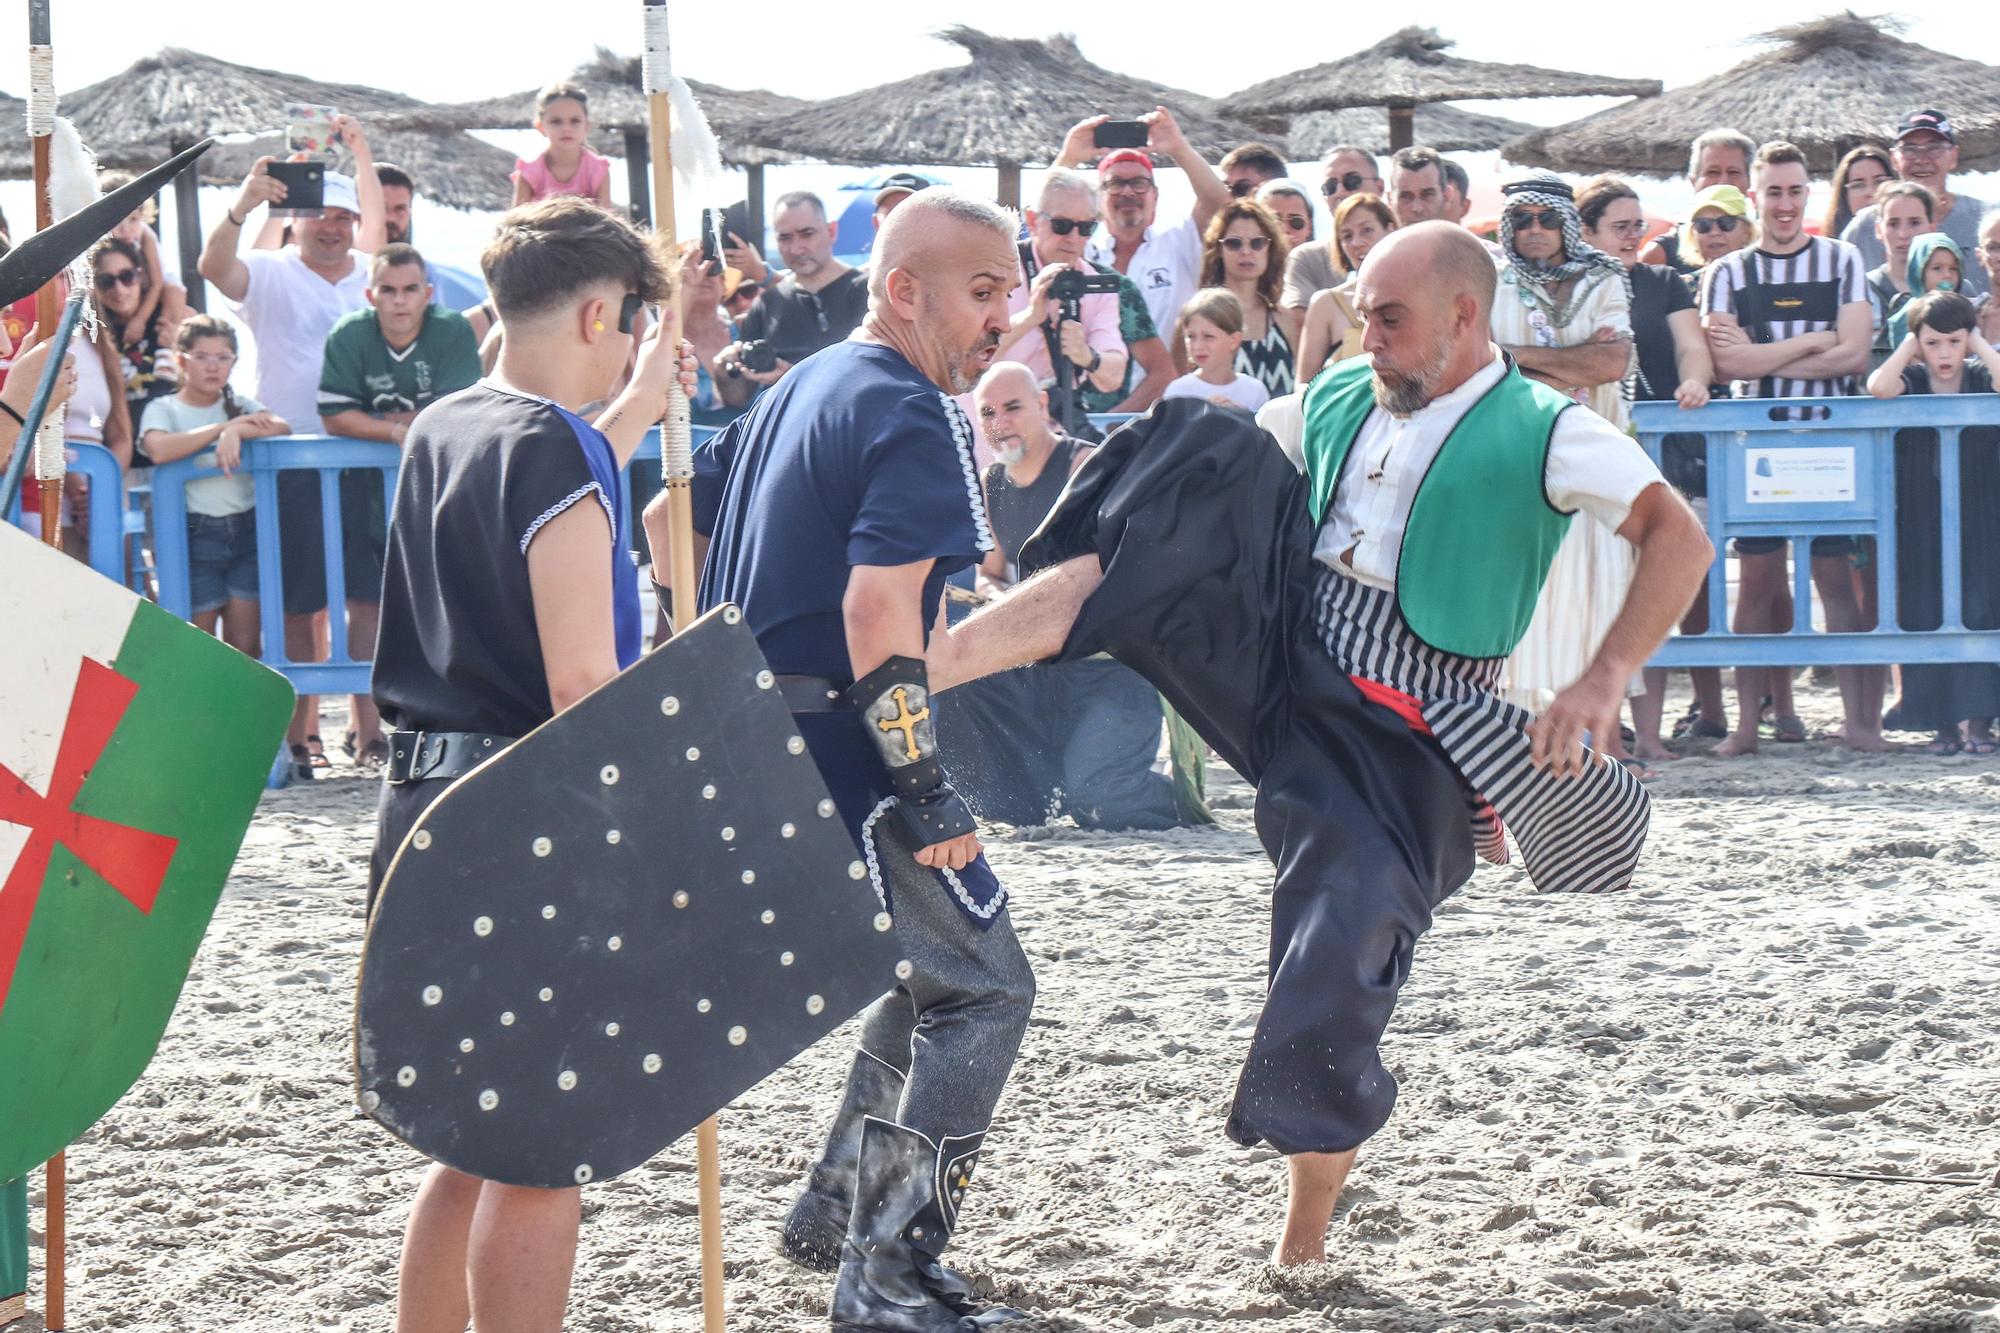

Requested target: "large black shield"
[{"left": 355, "top": 607, "right": 900, "bottom": 1188}]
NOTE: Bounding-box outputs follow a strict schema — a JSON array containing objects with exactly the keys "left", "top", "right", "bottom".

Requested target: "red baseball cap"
[{"left": 1097, "top": 149, "right": 1154, "bottom": 177}]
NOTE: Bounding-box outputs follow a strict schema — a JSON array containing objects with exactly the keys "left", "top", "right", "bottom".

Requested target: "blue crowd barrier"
[
  {"left": 1634, "top": 395, "right": 1999, "bottom": 668},
  {"left": 1087, "top": 412, "right": 1139, "bottom": 435},
  {"left": 3, "top": 439, "right": 128, "bottom": 581},
  {"left": 151, "top": 435, "right": 400, "bottom": 697}
]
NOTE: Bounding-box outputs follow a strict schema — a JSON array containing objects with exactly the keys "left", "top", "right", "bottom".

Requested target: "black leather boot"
[
  {"left": 782, "top": 1049, "right": 906, "bottom": 1272},
  {"left": 829, "top": 1118, "right": 1023, "bottom": 1331}
]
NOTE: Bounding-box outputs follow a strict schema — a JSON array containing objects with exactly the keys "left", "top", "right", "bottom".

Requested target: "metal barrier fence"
[
  {"left": 151, "top": 436, "right": 399, "bottom": 696},
  {"left": 3, "top": 440, "right": 127, "bottom": 580},
  {"left": 1633, "top": 395, "right": 1999, "bottom": 668}
]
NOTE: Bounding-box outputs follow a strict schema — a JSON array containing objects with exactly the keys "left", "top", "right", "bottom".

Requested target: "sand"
[{"left": 15, "top": 681, "right": 2000, "bottom": 1333}]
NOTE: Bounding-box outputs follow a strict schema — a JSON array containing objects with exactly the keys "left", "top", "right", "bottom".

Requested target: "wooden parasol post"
[
  {"left": 640, "top": 4, "right": 725, "bottom": 1330},
  {"left": 996, "top": 160, "right": 1022, "bottom": 211},
  {"left": 1388, "top": 104, "right": 1415, "bottom": 152}
]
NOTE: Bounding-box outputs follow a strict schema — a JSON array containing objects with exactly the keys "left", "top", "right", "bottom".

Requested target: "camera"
[
  {"left": 1049, "top": 268, "right": 1123, "bottom": 309},
  {"left": 726, "top": 339, "right": 778, "bottom": 378}
]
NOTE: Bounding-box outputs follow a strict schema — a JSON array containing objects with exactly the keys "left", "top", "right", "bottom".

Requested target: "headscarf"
[
  {"left": 1889, "top": 232, "right": 1967, "bottom": 345},
  {"left": 1498, "top": 174, "right": 1628, "bottom": 326},
  {"left": 1677, "top": 185, "right": 1753, "bottom": 267}
]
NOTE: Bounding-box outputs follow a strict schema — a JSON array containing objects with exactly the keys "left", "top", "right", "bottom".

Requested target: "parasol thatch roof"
[
  {"left": 743, "top": 26, "right": 1276, "bottom": 168},
  {"left": 380, "top": 48, "right": 805, "bottom": 168},
  {"left": 54, "top": 47, "right": 423, "bottom": 166},
  {"left": 1287, "top": 102, "right": 1535, "bottom": 158},
  {"left": 1227, "top": 27, "right": 1660, "bottom": 117},
  {"left": 1503, "top": 13, "right": 2000, "bottom": 176},
  {"left": 201, "top": 128, "right": 518, "bottom": 212}
]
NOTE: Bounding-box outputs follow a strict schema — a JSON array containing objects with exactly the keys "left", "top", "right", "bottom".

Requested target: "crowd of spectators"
[{"left": 3, "top": 83, "right": 1995, "bottom": 800}]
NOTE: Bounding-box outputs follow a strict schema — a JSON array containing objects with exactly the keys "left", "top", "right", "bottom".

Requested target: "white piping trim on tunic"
[
  {"left": 518, "top": 481, "right": 611, "bottom": 554},
  {"left": 860, "top": 793, "right": 1007, "bottom": 921},
  {"left": 937, "top": 392, "right": 994, "bottom": 554}
]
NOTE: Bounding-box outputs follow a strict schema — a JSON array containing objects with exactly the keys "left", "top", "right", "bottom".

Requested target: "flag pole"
[{"left": 641, "top": 4, "right": 725, "bottom": 1330}]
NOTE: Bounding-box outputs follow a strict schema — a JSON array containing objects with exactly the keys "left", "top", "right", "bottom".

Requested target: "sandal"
[
  {"left": 1925, "top": 735, "right": 1964, "bottom": 757},
  {"left": 1963, "top": 736, "right": 1998, "bottom": 756},
  {"left": 341, "top": 730, "right": 359, "bottom": 762},
  {"left": 304, "top": 735, "right": 332, "bottom": 770},
  {"left": 1772, "top": 715, "right": 1808, "bottom": 744},
  {"left": 360, "top": 738, "right": 391, "bottom": 769},
  {"left": 289, "top": 743, "right": 319, "bottom": 782}
]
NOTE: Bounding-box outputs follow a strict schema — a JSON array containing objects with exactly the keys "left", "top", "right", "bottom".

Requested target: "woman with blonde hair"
[
  {"left": 1198, "top": 199, "right": 1298, "bottom": 397},
  {"left": 1294, "top": 193, "right": 1396, "bottom": 384}
]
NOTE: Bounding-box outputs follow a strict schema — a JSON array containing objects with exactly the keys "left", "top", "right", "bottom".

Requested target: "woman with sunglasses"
[
  {"left": 1491, "top": 174, "right": 1648, "bottom": 773},
  {"left": 1256, "top": 180, "right": 1314, "bottom": 244},
  {"left": 1824, "top": 144, "right": 1895, "bottom": 241},
  {"left": 1294, "top": 193, "right": 1395, "bottom": 385},
  {"left": 1679, "top": 184, "right": 1756, "bottom": 271},
  {"left": 91, "top": 237, "right": 181, "bottom": 445},
  {"left": 1198, "top": 199, "right": 1298, "bottom": 398}
]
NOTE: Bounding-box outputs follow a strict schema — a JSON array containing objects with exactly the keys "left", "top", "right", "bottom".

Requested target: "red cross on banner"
[{"left": 0, "top": 657, "right": 179, "bottom": 1009}]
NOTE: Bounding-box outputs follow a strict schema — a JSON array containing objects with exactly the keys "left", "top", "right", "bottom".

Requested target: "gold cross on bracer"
[{"left": 875, "top": 686, "right": 930, "bottom": 763}]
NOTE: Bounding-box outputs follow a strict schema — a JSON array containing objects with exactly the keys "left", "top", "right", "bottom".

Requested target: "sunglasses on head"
[
  {"left": 94, "top": 268, "right": 140, "bottom": 289},
  {"left": 617, "top": 292, "right": 645, "bottom": 335},
  {"left": 1047, "top": 216, "right": 1098, "bottom": 237},
  {"left": 1221, "top": 235, "right": 1269, "bottom": 252},
  {"left": 1277, "top": 214, "right": 1310, "bottom": 232},
  {"left": 1322, "top": 173, "right": 1371, "bottom": 196},
  {"left": 1691, "top": 216, "right": 1741, "bottom": 235},
  {"left": 1508, "top": 209, "right": 1564, "bottom": 231}
]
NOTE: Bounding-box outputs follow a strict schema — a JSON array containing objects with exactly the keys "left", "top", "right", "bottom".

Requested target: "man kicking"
[{"left": 928, "top": 222, "right": 1713, "bottom": 1265}]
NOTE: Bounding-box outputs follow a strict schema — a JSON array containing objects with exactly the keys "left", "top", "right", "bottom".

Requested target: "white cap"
[{"left": 322, "top": 170, "right": 360, "bottom": 217}]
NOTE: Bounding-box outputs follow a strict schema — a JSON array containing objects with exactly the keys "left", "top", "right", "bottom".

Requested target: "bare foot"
[
  {"left": 1834, "top": 727, "right": 1891, "bottom": 753},
  {"left": 1713, "top": 732, "right": 1759, "bottom": 758},
  {"left": 1632, "top": 739, "right": 1679, "bottom": 763},
  {"left": 1271, "top": 1237, "right": 1326, "bottom": 1267}
]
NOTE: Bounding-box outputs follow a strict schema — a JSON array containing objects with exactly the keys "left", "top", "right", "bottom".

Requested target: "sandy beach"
[{"left": 16, "top": 681, "right": 2000, "bottom": 1333}]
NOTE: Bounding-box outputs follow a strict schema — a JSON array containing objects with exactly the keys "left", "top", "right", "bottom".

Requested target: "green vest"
[{"left": 1301, "top": 357, "right": 1573, "bottom": 659}]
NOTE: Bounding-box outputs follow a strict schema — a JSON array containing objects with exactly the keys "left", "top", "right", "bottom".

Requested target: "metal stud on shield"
[{"left": 354, "top": 607, "right": 901, "bottom": 1188}]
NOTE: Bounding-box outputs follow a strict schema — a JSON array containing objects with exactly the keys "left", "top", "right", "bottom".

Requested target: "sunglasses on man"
[
  {"left": 1321, "top": 173, "right": 1373, "bottom": 197},
  {"left": 617, "top": 292, "right": 645, "bottom": 335},
  {"left": 1047, "top": 216, "right": 1098, "bottom": 237},
  {"left": 1221, "top": 235, "right": 1270, "bottom": 253},
  {"left": 1691, "top": 216, "right": 1741, "bottom": 235},
  {"left": 1508, "top": 209, "right": 1564, "bottom": 231}
]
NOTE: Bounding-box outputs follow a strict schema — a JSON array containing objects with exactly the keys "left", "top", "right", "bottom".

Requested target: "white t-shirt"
[
  {"left": 1311, "top": 353, "right": 1663, "bottom": 592},
  {"left": 140, "top": 392, "right": 268, "bottom": 516},
  {"left": 1161, "top": 369, "right": 1270, "bottom": 413},
  {"left": 1086, "top": 212, "right": 1203, "bottom": 344},
  {"left": 231, "top": 247, "right": 370, "bottom": 432}
]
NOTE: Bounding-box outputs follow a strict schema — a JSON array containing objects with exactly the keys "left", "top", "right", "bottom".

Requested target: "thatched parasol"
[
  {"left": 1288, "top": 103, "right": 1535, "bottom": 158},
  {"left": 1227, "top": 27, "right": 1660, "bottom": 152},
  {"left": 741, "top": 26, "right": 1279, "bottom": 207},
  {"left": 1502, "top": 13, "right": 2000, "bottom": 176},
  {"left": 381, "top": 48, "right": 804, "bottom": 235},
  {"left": 202, "top": 128, "right": 517, "bottom": 212}
]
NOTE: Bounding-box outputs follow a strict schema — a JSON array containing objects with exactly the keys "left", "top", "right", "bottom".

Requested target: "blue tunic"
[{"left": 694, "top": 341, "right": 1006, "bottom": 925}]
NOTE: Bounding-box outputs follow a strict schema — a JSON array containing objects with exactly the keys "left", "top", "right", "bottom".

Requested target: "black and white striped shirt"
[{"left": 1698, "top": 237, "right": 1869, "bottom": 400}]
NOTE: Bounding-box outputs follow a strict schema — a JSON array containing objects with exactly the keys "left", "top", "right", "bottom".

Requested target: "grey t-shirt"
[
  {"left": 1842, "top": 192, "right": 1989, "bottom": 296},
  {"left": 1281, "top": 241, "right": 1342, "bottom": 311}
]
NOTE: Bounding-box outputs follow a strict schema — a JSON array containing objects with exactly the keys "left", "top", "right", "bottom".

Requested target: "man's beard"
[
  {"left": 388, "top": 222, "right": 411, "bottom": 244},
  {"left": 1371, "top": 332, "right": 1455, "bottom": 414},
  {"left": 990, "top": 435, "right": 1028, "bottom": 466},
  {"left": 941, "top": 330, "right": 1000, "bottom": 394}
]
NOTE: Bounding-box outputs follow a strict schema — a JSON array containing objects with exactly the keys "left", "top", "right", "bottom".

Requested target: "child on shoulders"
[
  {"left": 511, "top": 82, "right": 615, "bottom": 209},
  {"left": 1162, "top": 288, "right": 1270, "bottom": 413}
]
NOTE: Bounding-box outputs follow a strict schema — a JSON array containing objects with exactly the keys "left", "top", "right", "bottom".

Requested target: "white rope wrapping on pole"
[
  {"left": 640, "top": 1, "right": 671, "bottom": 95},
  {"left": 25, "top": 46, "right": 56, "bottom": 136},
  {"left": 32, "top": 414, "right": 64, "bottom": 483},
  {"left": 661, "top": 394, "right": 693, "bottom": 480}
]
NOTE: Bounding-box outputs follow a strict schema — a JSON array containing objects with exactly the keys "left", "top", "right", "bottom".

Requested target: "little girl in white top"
[{"left": 1161, "top": 288, "right": 1271, "bottom": 413}]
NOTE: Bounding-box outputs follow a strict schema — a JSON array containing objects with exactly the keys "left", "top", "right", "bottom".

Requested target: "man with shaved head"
[
  {"left": 927, "top": 219, "right": 1712, "bottom": 1268},
  {"left": 649, "top": 185, "right": 1031, "bottom": 1332}
]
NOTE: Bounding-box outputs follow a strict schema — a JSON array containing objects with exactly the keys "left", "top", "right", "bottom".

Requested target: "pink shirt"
[
  {"left": 1002, "top": 257, "right": 1125, "bottom": 387},
  {"left": 512, "top": 148, "right": 613, "bottom": 203}
]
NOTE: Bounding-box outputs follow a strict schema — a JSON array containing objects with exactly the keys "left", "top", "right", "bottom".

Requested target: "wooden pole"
[
  {"left": 42, "top": 1154, "right": 62, "bottom": 1331},
  {"left": 640, "top": 5, "right": 724, "bottom": 1329},
  {"left": 996, "top": 161, "right": 1022, "bottom": 211},
  {"left": 1388, "top": 104, "right": 1415, "bottom": 152},
  {"left": 624, "top": 128, "right": 651, "bottom": 226}
]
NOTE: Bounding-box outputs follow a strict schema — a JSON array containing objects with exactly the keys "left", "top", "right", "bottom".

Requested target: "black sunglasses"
[
  {"left": 1227, "top": 179, "right": 1255, "bottom": 198},
  {"left": 1221, "top": 235, "right": 1270, "bottom": 252},
  {"left": 617, "top": 291, "right": 645, "bottom": 335},
  {"left": 1321, "top": 172, "right": 1372, "bottom": 196},
  {"left": 1047, "top": 216, "right": 1098, "bottom": 238},
  {"left": 1508, "top": 209, "right": 1564, "bottom": 231},
  {"left": 94, "top": 268, "right": 141, "bottom": 289},
  {"left": 1691, "top": 216, "right": 1741, "bottom": 235}
]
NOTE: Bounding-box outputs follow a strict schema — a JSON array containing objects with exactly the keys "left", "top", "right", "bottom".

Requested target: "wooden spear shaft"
[{"left": 641, "top": 7, "right": 724, "bottom": 1329}]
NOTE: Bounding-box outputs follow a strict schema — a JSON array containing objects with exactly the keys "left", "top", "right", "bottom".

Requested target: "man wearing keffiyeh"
[
  {"left": 1494, "top": 174, "right": 1634, "bottom": 402},
  {"left": 923, "top": 221, "right": 1714, "bottom": 1273}
]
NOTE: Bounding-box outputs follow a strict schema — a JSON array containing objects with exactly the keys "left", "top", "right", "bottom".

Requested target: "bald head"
[
  {"left": 1362, "top": 221, "right": 1496, "bottom": 322},
  {"left": 868, "top": 187, "right": 1019, "bottom": 307},
  {"left": 976, "top": 360, "right": 1039, "bottom": 403}
]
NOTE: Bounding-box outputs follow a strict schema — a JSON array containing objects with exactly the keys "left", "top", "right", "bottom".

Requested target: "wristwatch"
[{"left": 1085, "top": 349, "right": 1102, "bottom": 375}]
